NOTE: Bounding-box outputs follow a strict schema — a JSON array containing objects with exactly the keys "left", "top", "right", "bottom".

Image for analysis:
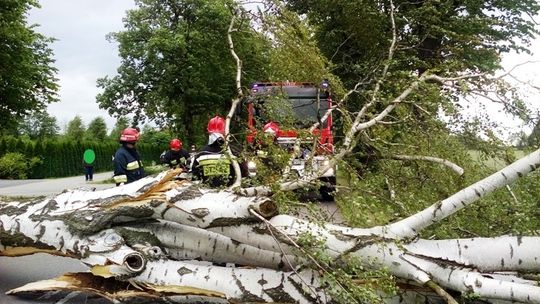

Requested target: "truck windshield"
[
  {"left": 290, "top": 97, "right": 329, "bottom": 127},
  {"left": 250, "top": 86, "right": 330, "bottom": 129}
]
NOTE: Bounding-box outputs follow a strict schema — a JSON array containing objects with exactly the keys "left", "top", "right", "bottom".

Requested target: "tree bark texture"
[{"left": 0, "top": 149, "right": 539, "bottom": 303}]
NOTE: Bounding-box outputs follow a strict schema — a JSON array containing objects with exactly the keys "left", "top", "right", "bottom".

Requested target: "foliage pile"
[{"left": 339, "top": 134, "right": 540, "bottom": 238}]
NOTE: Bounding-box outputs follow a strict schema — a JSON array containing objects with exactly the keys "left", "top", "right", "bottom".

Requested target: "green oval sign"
[{"left": 83, "top": 149, "right": 96, "bottom": 164}]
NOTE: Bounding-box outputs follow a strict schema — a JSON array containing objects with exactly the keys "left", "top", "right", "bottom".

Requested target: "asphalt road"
[
  {"left": 0, "top": 172, "right": 114, "bottom": 197},
  {"left": 0, "top": 255, "right": 107, "bottom": 304}
]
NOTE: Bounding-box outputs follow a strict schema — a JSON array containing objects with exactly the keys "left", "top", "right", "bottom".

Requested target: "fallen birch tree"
[
  {"left": 3, "top": 1, "right": 540, "bottom": 303},
  {"left": 0, "top": 147, "right": 539, "bottom": 303}
]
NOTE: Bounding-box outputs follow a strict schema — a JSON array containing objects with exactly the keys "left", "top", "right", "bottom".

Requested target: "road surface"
[
  {"left": 0, "top": 172, "right": 114, "bottom": 197},
  {"left": 0, "top": 254, "right": 108, "bottom": 304}
]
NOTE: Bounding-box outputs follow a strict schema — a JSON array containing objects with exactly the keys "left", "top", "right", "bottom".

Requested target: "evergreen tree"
[
  {"left": 85, "top": 117, "right": 108, "bottom": 141},
  {"left": 0, "top": 138, "right": 6, "bottom": 156},
  {"left": 65, "top": 115, "right": 86, "bottom": 141},
  {"left": 30, "top": 140, "right": 45, "bottom": 178},
  {"left": 109, "top": 117, "right": 130, "bottom": 141}
]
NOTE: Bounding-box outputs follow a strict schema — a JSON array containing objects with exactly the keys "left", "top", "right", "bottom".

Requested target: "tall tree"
[
  {"left": 270, "top": 0, "right": 539, "bottom": 178},
  {"left": 18, "top": 110, "right": 59, "bottom": 139},
  {"left": 97, "top": 0, "right": 268, "bottom": 144},
  {"left": 85, "top": 117, "right": 108, "bottom": 141},
  {"left": 65, "top": 115, "right": 86, "bottom": 141},
  {"left": 284, "top": 0, "right": 539, "bottom": 134},
  {"left": 109, "top": 116, "right": 130, "bottom": 140},
  {"left": 139, "top": 125, "right": 171, "bottom": 147},
  {"left": 286, "top": 0, "right": 539, "bottom": 82},
  {"left": 0, "top": 0, "right": 58, "bottom": 132}
]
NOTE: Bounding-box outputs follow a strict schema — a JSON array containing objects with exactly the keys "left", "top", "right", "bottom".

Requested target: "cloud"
[{"left": 28, "top": 0, "right": 136, "bottom": 131}]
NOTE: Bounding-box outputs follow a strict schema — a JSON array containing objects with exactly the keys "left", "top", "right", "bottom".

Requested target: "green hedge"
[
  {"left": 0, "top": 152, "right": 41, "bottom": 179},
  {"left": 0, "top": 136, "right": 166, "bottom": 179}
]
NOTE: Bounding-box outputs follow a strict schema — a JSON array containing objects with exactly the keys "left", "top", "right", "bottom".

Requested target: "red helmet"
[
  {"left": 170, "top": 138, "right": 182, "bottom": 150},
  {"left": 119, "top": 128, "right": 140, "bottom": 142},
  {"left": 263, "top": 121, "right": 279, "bottom": 135},
  {"left": 207, "top": 116, "right": 225, "bottom": 135}
]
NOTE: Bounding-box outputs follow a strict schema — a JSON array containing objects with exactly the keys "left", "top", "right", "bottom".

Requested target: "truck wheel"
[{"left": 319, "top": 177, "right": 336, "bottom": 202}]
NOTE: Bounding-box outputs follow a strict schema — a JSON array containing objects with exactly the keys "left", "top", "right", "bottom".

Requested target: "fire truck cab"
[{"left": 245, "top": 81, "right": 336, "bottom": 200}]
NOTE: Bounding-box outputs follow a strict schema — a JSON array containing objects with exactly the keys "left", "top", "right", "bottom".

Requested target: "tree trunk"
[{"left": 1, "top": 149, "right": 540, "bottom": 303}]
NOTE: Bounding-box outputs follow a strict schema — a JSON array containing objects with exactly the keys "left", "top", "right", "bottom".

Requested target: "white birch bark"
[
  {"left": 402, "top": 255, "right": 540, "bottom": 303},
  {"left": 0, "top": 172, "right": 276, "bottom": 232},
  {"left": 404, "top": 236, "right": 540, "bottom": 272},
  {"left": 131, "top": 259, "right": 325, "bottom": 303},
  {"left": 8, "top": 260, "right": 325, "bottom": 304},
  {"left": 0, "top": 197, "right": 148, "bottom": 278},
  {"left": 376, "top": 148, "right": 540, "bottom": 238},
  {"left": 390, "top": 154, "right": 465, "bottom": 175},
  {"left": 153, "top": 186, "right": 276, "bottom": 228},
  {"left": 1, "top": 150, "right": 540, "bottom": 303},
  {"left": 206, "top": 213, "right": 540, "bottom": 302},
  {"left": 224, "top": 11, "right": 243, "bottom": 189},
  {"left": 125, "top": 220, "right": 302, "bottom": 270}
]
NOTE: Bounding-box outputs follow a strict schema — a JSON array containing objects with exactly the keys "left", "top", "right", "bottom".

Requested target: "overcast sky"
[
  {"left": 28, "top": 0, "right": 136, "bottom": 131},
  {"left": 27, "top": 1, "right": 540, "bottom": 139}
]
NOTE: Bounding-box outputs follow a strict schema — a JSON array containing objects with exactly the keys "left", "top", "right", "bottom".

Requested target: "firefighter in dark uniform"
[
  {"left": 113, "top": 128, "right": 144, "bottom": 186},
  {"left": 162, "top": 138, "right": 190, "bottom": 170},
  {"left": 191, "top": 116, "right": 235, "bottom": 187}
]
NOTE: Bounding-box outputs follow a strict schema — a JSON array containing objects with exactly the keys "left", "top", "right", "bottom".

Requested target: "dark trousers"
[{"left": 84, "top": 166, "right": 94, "bottom": 181}]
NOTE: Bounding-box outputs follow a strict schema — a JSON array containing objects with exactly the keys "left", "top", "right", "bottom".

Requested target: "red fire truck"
[{"left": 244, "top": 81, "right": 336, "bottom": 200}]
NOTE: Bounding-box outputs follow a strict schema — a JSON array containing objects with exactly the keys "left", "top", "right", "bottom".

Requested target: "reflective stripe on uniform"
[
  {"left": 113, "top": 175, "right": 128, "bottom": 183},
  {"left": 126, "top": 160, "right": 140, "bottom": 170},
  {"left": 198, "top": 158, "right": 231, "bottom": 166},
  {"left": 197, "top": 154, "right": 231, "bottom": 176},
  {"left": 197, "top": 154, "right": 233, "bottom": 162}
]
